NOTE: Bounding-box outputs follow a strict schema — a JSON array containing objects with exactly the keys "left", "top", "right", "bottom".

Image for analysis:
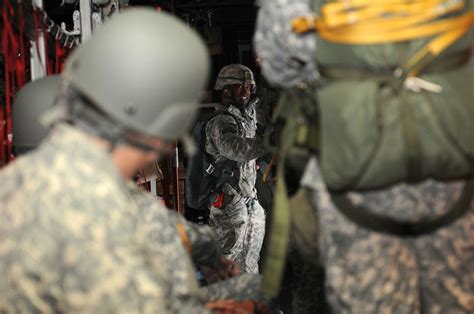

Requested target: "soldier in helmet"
[
  {"left": 254, "top": 0, "right": 474, "bottom": 313},
  {"left": 9, "top": 74, "right": 236, "bottom": 282},
  {"left": 0, "top": 10, "right": 267, "bottom": 313},
  {"left": 11, "top": 75, "right": 60, "bottom": 155},
  {"left": 204, "top": 64, "right": 267, "bottom": 275}
]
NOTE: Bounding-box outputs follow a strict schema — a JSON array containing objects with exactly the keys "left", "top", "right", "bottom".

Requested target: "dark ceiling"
[
  {"left": 28, "top": 0, "right": 259, "bottom": 92},
  {"left": 44, "top": 1, "right": 257, "bottom": 30}
]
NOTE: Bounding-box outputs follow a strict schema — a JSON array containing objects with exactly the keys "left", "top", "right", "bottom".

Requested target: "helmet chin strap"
[{"left": 62, "top": 87, "right": 168, "bottom": 155}]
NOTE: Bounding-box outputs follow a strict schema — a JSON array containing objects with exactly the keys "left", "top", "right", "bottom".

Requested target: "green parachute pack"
[{"left": 261, "top": 0, "right": 474, "bottom": 299}]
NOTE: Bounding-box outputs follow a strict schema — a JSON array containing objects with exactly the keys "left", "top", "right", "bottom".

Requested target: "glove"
[
  {"left": 201, "top": 257, "right": 240, "bottom": 284},
  {"left": 206, "top": 300, "right": 274, "bottom": 314}
]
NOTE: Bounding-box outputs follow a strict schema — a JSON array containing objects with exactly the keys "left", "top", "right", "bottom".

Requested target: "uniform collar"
[
  {"left": 45, "top": 123, "right": 126, "bottom": 187},
  {"left": 216, "top": 102, "right": 255, "bottom": 119}
]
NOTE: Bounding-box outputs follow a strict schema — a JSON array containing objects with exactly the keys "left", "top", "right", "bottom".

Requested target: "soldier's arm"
[
  {"left": 206, "top": 115, "right": 266, "bottom": 162},
  {"left": 133, "top": 186, "right": 222, "bottom": 269},
  {"left": 135, "top": 202, "right": 212, "bottom": 313},
  {"left": 168, "top": 211, "right": 222, "bottom": 268},
  {"left": 202, "top": 273, "right": 263, "bottom": 302}
]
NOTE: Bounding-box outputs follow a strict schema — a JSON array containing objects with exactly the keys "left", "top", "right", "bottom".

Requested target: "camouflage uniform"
[
  {"left": 254, "top": 0, "right": 319, "bottom": 88},
  {"left": 254, "top": 73, "right": 280, "bottom": 129},
  {"left": 205, "top": 102, "right": 267, "bottom": 274},
  {"left": 0, "top": 124, "right": 262, "bottom": 313},
  {"left": 298, "top": 157, "right": 474, "bottom": 313}
]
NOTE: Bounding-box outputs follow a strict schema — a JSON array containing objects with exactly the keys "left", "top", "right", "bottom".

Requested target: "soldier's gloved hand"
[
  {"left": 202, "top": 257, "right": 240, "bottom": 284},
  {"left": 205, "top": 300, "right": 238, "bottom": 313},
  {"left": 206, "top": 300, "right": 275, "bottom": 314},
  {"left": 219, "top": 257, "right": 240, "bottom": 278}
]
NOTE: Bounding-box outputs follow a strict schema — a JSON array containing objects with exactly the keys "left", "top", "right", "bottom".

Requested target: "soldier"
[
  {"left": 0, "top": 9, "right": 266, "bottom": 313},
  {"left": 11, "top": 75, "right": 60, "bottom": 155},
  {"left": 255, "top": 0, "right": 474, "bottom": 313},
  {"left": 9, "top": 74, "right": 234, "bottom": 279},
  {"left": 204, "top": 64, "right": 267, "bottom": 274}
]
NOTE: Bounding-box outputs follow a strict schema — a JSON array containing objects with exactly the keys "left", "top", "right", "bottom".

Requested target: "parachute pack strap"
[
  {"left": 294, "top": 86, "right": 319, "bottom": 152},
  {"left": 319, "top": 48, "right": 471, "bottom": 80},
  {"left": 330, "top": 178, "right": 474, "bottom": 237},
  {"left": 319, "top": 66, "right": 396, "bottom": 81},
  {"left": 400, "top": 91, "right": 423, "bottom": 182},
  {"left": 292, "top": 1, "right": 474, "bottom": 76},
  {"left": 274, "top": 87, "right": 319, "bottom": 152},
  {"left": 202, "top": 111, "right": 241, "bottom": 171},
  {"left": 261, "top": 148, "right": 291, "bottom": 299},
  {"left": 199, "top": 111, "right": 229, "bottom": 173},
  {"left": 261, "top": 95, "right": 301, "bottom": 299},
  {"left": 289, "top": 188, "right": 320, "bottom": 257}
]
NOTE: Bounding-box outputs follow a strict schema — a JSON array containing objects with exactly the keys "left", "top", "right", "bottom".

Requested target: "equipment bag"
[
  {"left": 294, "top": 0, "right": 474, "bottom": 191},
  {"left": 185, "top": 110, "right": 241, "bottom": 209}
]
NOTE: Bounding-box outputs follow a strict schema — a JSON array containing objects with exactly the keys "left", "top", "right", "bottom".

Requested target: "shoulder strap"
[
  {"left": 330, "top": 179, "right": 474, "bottom": 237},
  {"left": 215, "top": 110, "right": 243, "bottom": 135},
  {"left": 201, "top": 110, "right": 240, "bottom": 175}
]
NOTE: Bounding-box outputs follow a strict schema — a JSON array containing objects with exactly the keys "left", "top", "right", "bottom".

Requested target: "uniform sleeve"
[
  {"left": 168, "top": 211, "right": 222, "bottom": 268},
  {"left": 136, "top": 202, "right": 212, "bottom": 314},
  {"left": 205, "top": 115, "right": 266, "bottom": 162},
  {"left": 201, "top": 274, "right": 263, "bottom": 302},
  {"left": 186, "top": 222, "right": 222, "bottom": 269}
]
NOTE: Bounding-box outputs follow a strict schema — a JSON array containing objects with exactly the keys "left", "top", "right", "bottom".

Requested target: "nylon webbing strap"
[
  {"left": 292, "top": 0, "right": 474, "bottom": 76},
  {"left": 319, "top": 49, "right": 472, "bottom": 79},
  {"left": 400, "top": 91, "right": 423, "bottom": 182},
  {"left": 261, "top": 94, "right": 293, "bottom": 299},
  {"left": 261, "top": 162, "right": 291, "bottom": 298},
  {"left": 331, "top": 179, "right": 474, "bottom": 237},
  {"left": 177, "top": 222, "right": 192, "bottom": 253}
]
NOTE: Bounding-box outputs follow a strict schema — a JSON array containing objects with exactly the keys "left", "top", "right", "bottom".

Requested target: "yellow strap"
[
  {"left": 177, "top": 222, "right": 192, "bottom": 253},
  {"left": 322, "top": 0, "right": 459, "bottom": 28},
  {"left": 311, "top": 11, "right": 473, "bottom": 44},
  {"left": 263, "top": 155, "right": 277, "bottom": 183},
  {"left": 291, "top": 0, "right": 474, "bottom": 75}
]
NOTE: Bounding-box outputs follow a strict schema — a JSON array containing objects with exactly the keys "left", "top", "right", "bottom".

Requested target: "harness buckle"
[{"left": 205, "top": 163, "right": 215, "bottom": 175}]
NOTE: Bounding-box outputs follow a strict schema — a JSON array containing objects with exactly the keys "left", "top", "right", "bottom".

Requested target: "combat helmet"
[
  {"left": 214, "top": 64, "right": 256, "bottom": 92},
  {"left": 62, "top": 8, "right": 210, "bottom": 142},
  {"left": 12, "top": 75, "right": 61, "bottom": 154}
]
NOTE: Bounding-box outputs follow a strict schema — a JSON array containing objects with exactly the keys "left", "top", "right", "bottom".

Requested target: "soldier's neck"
[{"left": 85, "top": 134, "right": 154, "bottom": 180}]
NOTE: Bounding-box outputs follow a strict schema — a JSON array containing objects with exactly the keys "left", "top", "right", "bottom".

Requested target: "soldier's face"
[{"left": 229, "top": 83, "right": 252, "bottom": 108}]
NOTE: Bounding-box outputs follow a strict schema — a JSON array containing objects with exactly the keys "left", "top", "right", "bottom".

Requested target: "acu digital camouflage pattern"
[
  {"left": 214, "top": 64, "right": 256, "bottom": 91},
  {"left": 298, "top": 157, "right": 474, "bottom": 313},
  {"left": 254, "top": 0, "right": 319, "bottom": 88},
  {"left": 205, "top": 103, "right": 267, "bottom": 274},
  {"left": 254, "top": 72, "right": 280, "bottom": 129},
  {"left": 0, "top": 123, "right": 262, "bottom": 313}
]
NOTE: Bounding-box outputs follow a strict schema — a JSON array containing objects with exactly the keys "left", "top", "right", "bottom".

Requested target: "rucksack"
[
  {"left": 311, "top": 0, "right": 474, "bottom": 191},
  {"left": 185, "top": 110, "right": 241, "bottom": 210}
]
